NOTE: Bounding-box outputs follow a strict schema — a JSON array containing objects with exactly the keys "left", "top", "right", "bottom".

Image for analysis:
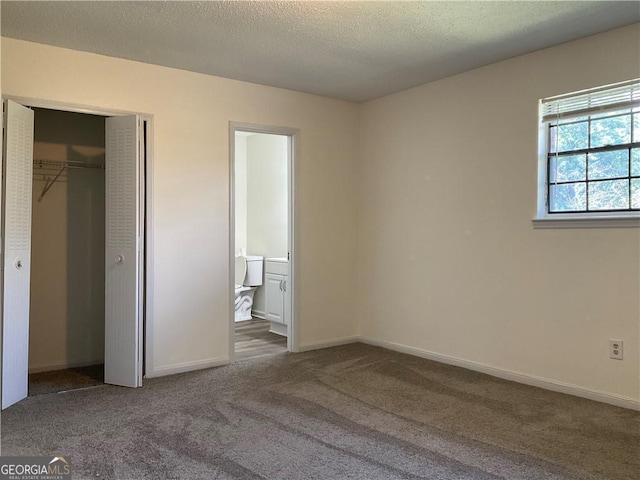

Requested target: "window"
[{"left": 536, "top": 80, "right": 640, "bottom": 227}]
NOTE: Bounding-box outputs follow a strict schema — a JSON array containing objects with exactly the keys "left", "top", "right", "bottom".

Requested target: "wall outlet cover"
[{"left": 609, "top": 339, "right": 623, "bottom": 360}]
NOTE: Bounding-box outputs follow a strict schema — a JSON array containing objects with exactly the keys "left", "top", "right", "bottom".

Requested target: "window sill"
[{"left": 532, "top": 214, "right": 640, "bottom": 229}]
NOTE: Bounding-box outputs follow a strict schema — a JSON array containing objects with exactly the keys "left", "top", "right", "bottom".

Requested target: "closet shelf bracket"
[{"left": 37, "top": 165, "right": 66, "bottom": 202}]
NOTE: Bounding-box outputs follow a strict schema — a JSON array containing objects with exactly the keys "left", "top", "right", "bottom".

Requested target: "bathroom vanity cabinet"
[{"left": 265, "top": 258, "right": 288, "bottom": 336}]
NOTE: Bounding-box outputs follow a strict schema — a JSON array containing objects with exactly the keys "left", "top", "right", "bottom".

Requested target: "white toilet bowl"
[
  {"left": 234, "top": 255, "right": 263, "bottom": 322},
  {"left": 234, "top": 285, "right": 255, "bottom": 321}
]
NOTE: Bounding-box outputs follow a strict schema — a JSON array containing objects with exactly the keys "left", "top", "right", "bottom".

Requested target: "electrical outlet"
[{"left": 609, "top": 339, "right": 623, "bottom": 360}]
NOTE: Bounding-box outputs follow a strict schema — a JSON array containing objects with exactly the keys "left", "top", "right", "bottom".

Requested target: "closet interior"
[{"left": 28, "top": 108, "right": 106, "bottom": 395}]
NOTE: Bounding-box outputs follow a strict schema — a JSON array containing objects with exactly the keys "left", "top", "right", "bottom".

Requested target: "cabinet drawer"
[{"left": 265, "top": 258, "right": 288, "bottom": 275}]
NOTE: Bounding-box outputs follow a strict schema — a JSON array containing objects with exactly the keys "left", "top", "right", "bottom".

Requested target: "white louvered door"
[
  {"left": 1, "top": 100, "right": 34, "bottom": 409},
  {"left": 105, "top": 115, "right": 141, "bottom": 388}
]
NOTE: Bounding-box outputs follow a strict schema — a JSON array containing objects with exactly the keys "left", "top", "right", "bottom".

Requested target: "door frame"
[
  {"left": 228, "top": 122, "right": 299, "bottom": 356},
  {"left": 0, "top": 95, "right": 154, "bottom": 383}
]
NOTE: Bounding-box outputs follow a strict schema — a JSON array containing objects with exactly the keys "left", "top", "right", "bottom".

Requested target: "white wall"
[
  {"left": 246, "top": 133, "right": 288, "bottom": 259},
  {"left": 29, "top": 108, "right": 105, "bottom": 372},
  {"left": 234, "top": 134, "right": 248, "bottom": 255},
  {"left": 234, "top": 132, "right": 288, "bottom": 264},
  {"left": 1, "top": 37, "right": 360, "bottom": 374},
  {"left": 358, "top": 24, "right": 640, "bottom": 404},
  {"left": 246, "top": 133, "right": 289, "bottom": 313}
]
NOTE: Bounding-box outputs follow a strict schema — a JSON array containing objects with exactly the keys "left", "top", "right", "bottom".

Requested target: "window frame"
[{"left": 534, "top": 81, "right": 640, "bottom": 229}]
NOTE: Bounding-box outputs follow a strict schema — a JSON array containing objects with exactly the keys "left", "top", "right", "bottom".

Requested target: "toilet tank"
[{"left": 244, "top": 255, "right": 264, "bottom": 286}]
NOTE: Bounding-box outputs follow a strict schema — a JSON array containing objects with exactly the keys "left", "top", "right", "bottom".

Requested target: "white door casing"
[
  {"left": 105, "top": 115, "right": 141, "bottom": 388},
  {"left": 229, "top": 123, "right": 298, "bottom": 356},
  {"left": 283, "top": 271, "right": 291, "bottom": 328},
  {"left": 1, "top": 100, "right": 34, "bottom": 409}
]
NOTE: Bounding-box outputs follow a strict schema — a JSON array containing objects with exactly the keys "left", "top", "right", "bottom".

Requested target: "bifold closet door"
[
  {"left": 1, "top": 100, "right": 34, "bottom": 409},
  {"left": 105, "top": 115, "right": 142, "bottom": 388}
]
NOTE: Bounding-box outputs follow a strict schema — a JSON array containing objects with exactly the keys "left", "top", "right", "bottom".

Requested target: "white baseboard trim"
[
  {"left": 142, "top": 336, "right": 639, "bottom": 410},
  {"left": 359, "top": 337, "right": 640, "bottom": 411},
  {"left": 269, "top": 322, "right": 287, "bottom": 337},
  {"left": 28, "top": 359, "right": 104, "bottom": 374},
  {"left": 298, "top": 336, "right": 361, "bottom": 352},
  {"left": 251, "top": 310, "right": 266, "bottom": 319},
  {"left": 146, "top": 357, "right": 229, "bottom": 378}
]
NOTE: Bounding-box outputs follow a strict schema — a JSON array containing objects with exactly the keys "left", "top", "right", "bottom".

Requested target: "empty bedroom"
[{"left": 0, "top": 2, "right": 638, "bottom": 479}]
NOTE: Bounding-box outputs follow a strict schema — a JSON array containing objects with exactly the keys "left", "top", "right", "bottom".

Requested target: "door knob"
[
  {"left": 115, "top": 254, "right": 124, "bottom": 264},
  {"left": 15, "top": 259, "right": 23, "bottom": 270}
]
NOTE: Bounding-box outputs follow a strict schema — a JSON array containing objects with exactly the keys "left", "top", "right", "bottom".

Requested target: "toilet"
[{"left": 234, "top": 255, "right": 263, "bottom": 321}]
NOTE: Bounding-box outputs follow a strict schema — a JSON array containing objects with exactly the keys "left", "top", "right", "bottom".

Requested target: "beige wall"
[
  {"left": 29, "top": 108, "right": 105, "bottom": 372},
  {"left": 1, "top": 37, "right": 360, "bottom": 374},
  {"left": 358, "top": 24, "right": 640, "bottom": 403}
]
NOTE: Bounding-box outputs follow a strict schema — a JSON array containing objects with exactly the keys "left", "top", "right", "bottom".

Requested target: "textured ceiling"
[{"left": 1, "top": 1, "right": 639, "bottom": 102}]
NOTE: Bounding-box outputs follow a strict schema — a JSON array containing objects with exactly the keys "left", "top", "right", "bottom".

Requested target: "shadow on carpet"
[{"left": 28, "top": 364, "right": 104, "bottom": 396}]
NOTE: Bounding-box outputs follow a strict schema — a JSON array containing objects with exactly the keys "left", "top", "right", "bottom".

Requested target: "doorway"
[
  {"left": 1, "top": 99, "right": 149, "bottom": 409},
  {"left": 230, "top": 123, "right": 297, "bottom": 360}
]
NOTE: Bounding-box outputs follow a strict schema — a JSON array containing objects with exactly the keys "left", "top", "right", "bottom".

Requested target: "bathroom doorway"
[{"left": 229, "top": 123, "right": 298, "bottom": 360}]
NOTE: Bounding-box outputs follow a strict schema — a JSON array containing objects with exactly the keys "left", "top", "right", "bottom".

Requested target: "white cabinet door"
[
  {"left": 265, "top": 273, "right": 285, "bottom": 325},
  {"left": 1, "top": 100, "right": 34, "bottom": 409}
]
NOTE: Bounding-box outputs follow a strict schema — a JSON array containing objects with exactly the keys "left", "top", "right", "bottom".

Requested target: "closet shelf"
[{"left": 33, "top": 159, "right": 104, "bottom": 202}]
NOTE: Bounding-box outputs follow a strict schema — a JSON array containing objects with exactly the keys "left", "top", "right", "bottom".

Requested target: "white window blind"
[{"left": 541, "top": 79, "right": 640, "bottom": 122}]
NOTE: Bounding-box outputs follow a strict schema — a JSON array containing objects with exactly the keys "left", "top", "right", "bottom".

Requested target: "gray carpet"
[
  {"left": 1, "top": 344, "right": 638, "bottom": 479},
  {"left": 28, "top": 364, "right": 104, "bottom": 396}
]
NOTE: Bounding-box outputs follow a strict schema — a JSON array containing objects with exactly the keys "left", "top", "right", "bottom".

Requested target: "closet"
[
  {"left": 28, "top": 108, "right": 106, "bottom": 388},
  {"left": 2, "top": 99, "right": 144, "bottom": 409}
]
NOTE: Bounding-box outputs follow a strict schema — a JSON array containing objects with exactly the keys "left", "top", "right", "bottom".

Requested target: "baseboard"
[
  {"left": 298, "top": 336, "right": 361, "bottom": 352},
  {"left": 359, "top": 337, "right": 640, "bottom": 411},
  {"left": 251, "top": 310, "right": 266, "bottom": 319},
  {"left": 269, "top": 322, "right": 287, "bottom": 337},
  {"left": 146, "top": 357, "right": 229, "bottom": 378},
  {"left": 142, "top": 335, "right": 639, "bottom": 410},
  {"left": 28, "top": 359, "right": 104, "bottom": 374}
]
